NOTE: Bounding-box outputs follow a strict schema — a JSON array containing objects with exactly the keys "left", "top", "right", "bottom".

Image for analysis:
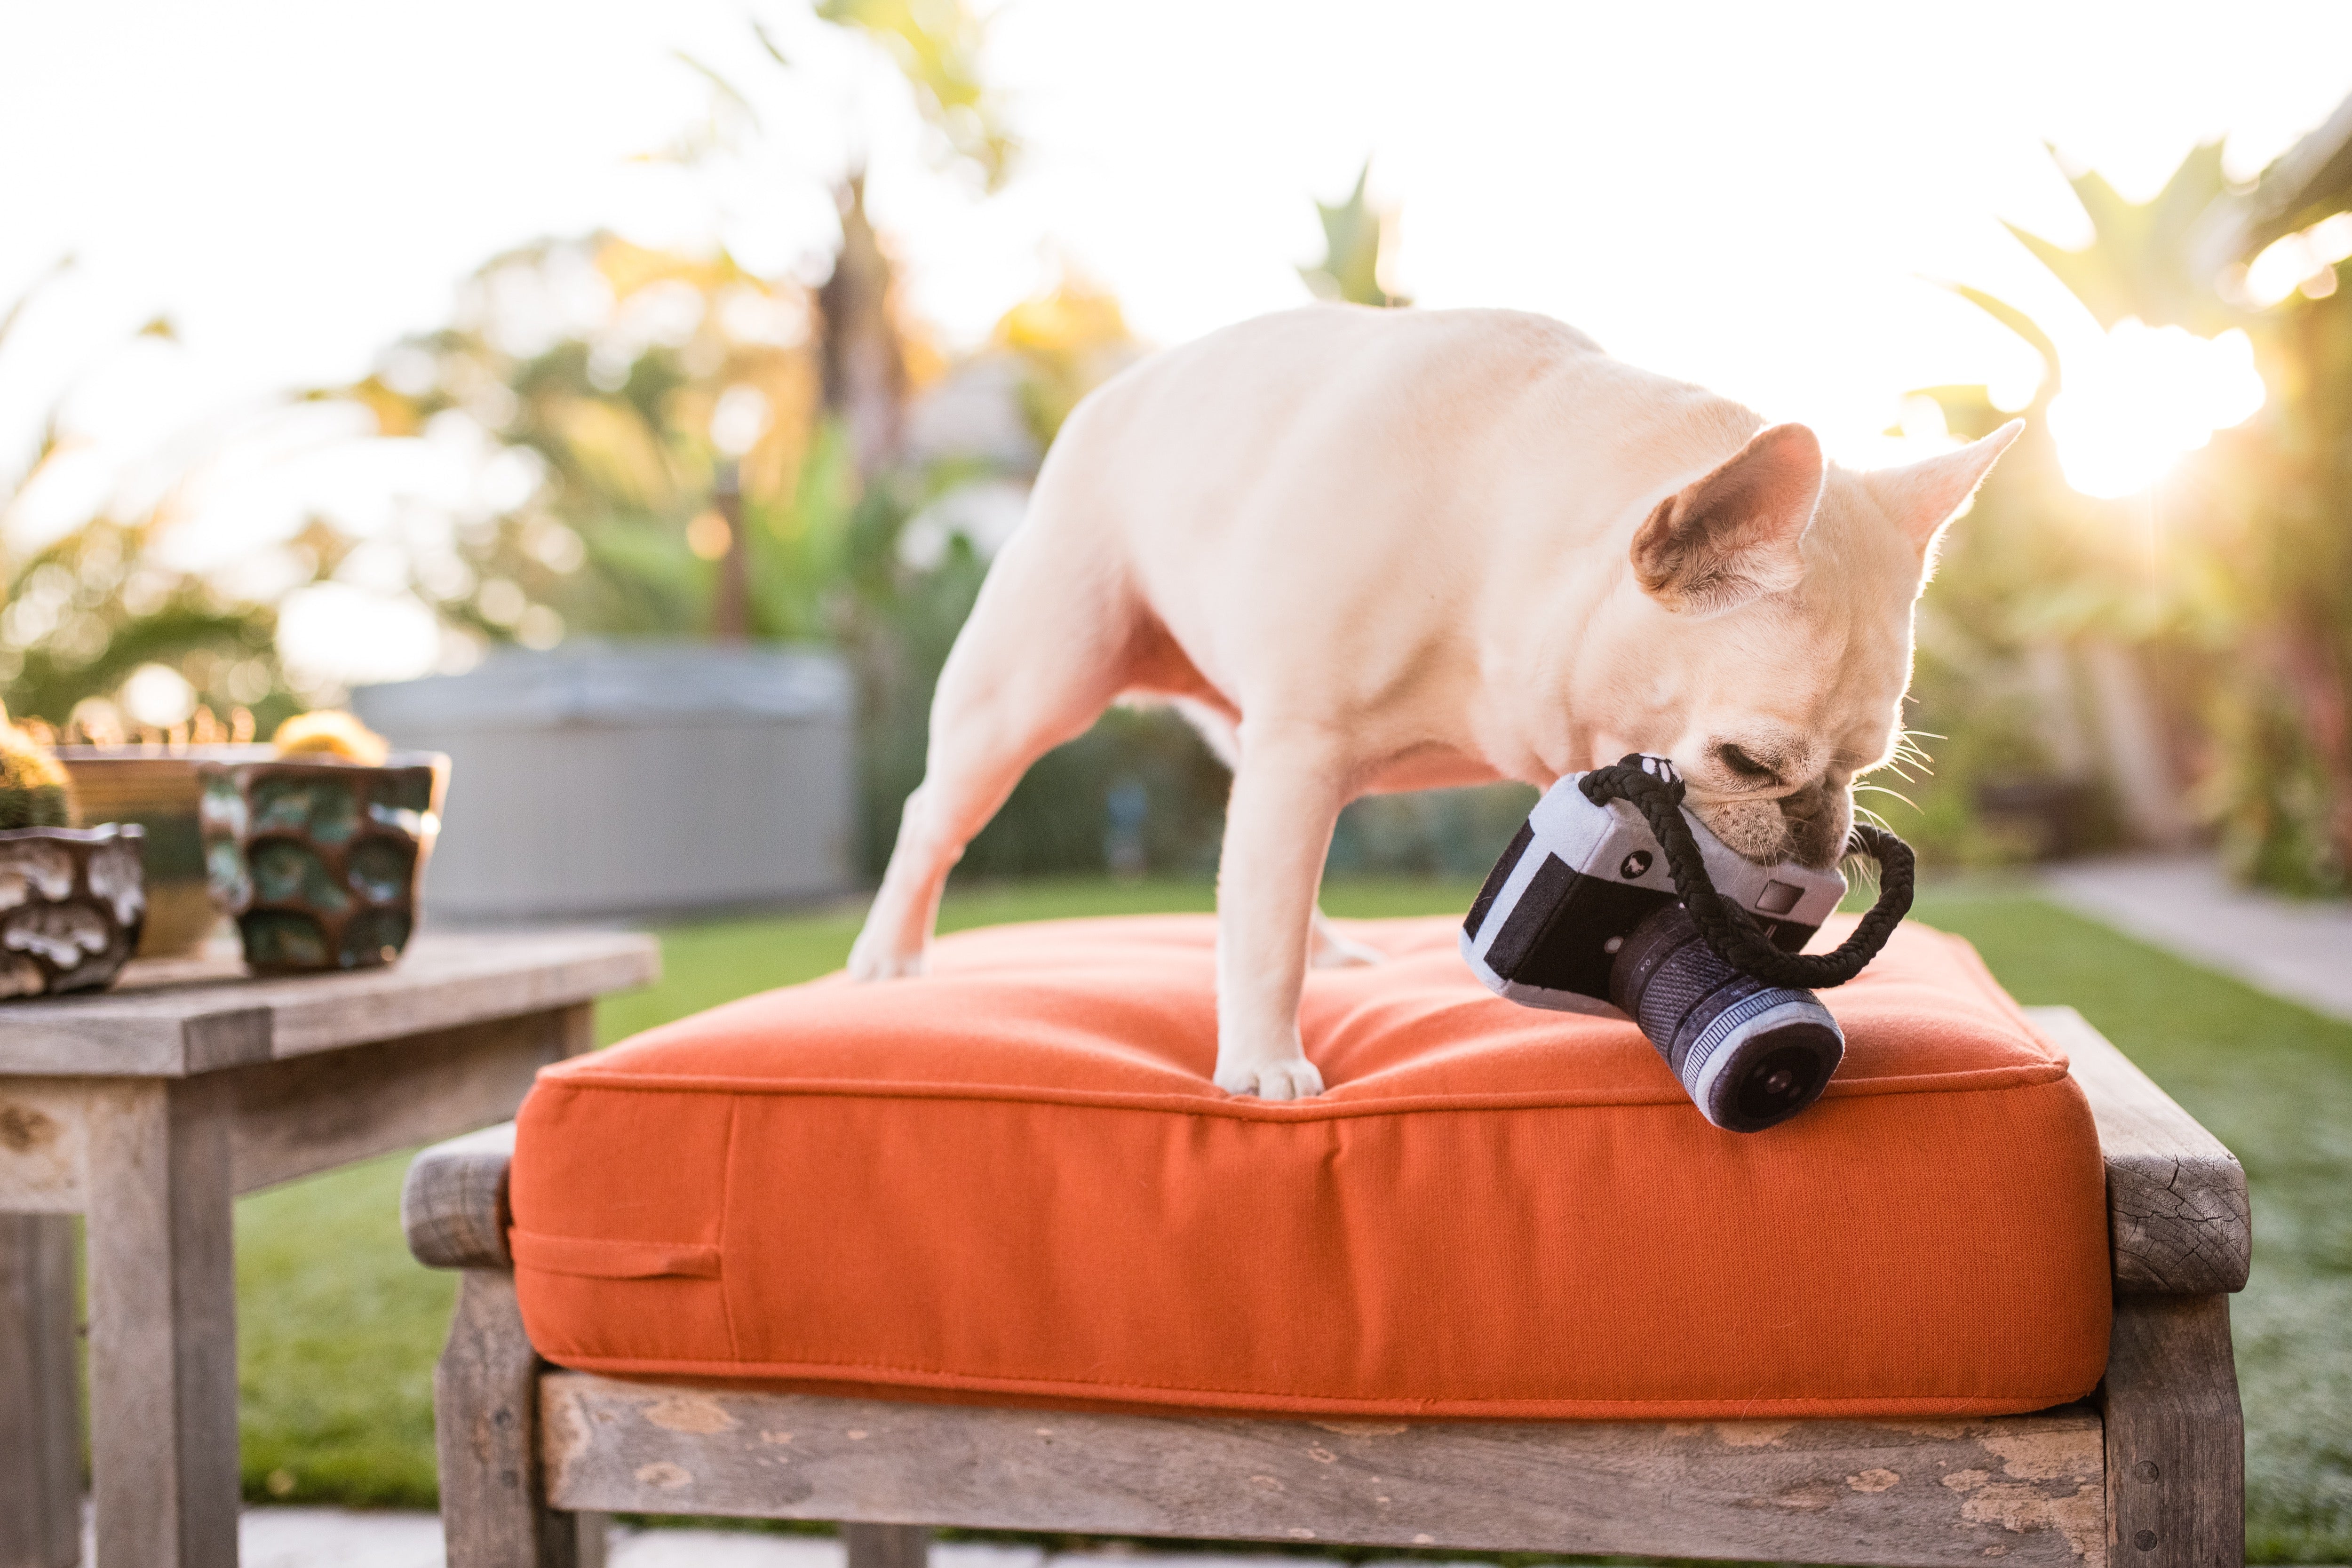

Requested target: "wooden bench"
[{"left": 401, "top": 1006, "right": 2247, "bottom": 1568}]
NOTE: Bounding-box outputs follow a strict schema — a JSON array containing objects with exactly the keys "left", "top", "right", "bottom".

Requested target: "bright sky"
[{"left": 5, "top": 0, "right": 2351, "bottom": 686}]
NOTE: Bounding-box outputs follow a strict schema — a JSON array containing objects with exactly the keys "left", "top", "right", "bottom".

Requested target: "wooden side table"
[{"left": 0, "top": 930, "right": 660, "bottom": 1568}]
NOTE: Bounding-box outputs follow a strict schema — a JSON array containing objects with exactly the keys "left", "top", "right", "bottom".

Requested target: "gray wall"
[{"left": 355, "top": 645, "right": 854, "bottom": 922}]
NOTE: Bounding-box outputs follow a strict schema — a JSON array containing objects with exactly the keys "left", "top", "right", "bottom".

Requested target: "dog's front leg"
[{"left": 1214, "top": 726, "right": 1348, "bottom": 1100}]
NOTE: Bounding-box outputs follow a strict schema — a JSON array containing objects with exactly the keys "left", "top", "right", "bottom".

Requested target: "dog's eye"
[{"left": 1716, "top": 743, "right": 1778, "bottom": 781}]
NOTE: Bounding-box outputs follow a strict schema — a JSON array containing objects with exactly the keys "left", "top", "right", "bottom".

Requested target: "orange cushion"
[{"left": 509, "top": 914, "right": 2111, "bottom": 1419}]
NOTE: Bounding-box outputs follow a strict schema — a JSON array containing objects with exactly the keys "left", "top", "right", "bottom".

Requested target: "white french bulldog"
[{"left": 849, "top": 305, "right": 2019, "bottom": 1099}]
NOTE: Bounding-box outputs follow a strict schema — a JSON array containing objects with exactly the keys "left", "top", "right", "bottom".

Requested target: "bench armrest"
[
  {"left": 403, "top": 1122, "right": 517, "bottom": 1270},
  {"left": 2026, "top": 1005, "right": 2250, "bottom": 1295}
]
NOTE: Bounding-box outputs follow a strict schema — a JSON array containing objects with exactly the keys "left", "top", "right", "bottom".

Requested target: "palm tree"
[
  {"left": 1922, "top": 138, "right": 2352, "bottom": 890},
  {"left": 1300, "top": 160, "right": 1409, "bottom": 309}
]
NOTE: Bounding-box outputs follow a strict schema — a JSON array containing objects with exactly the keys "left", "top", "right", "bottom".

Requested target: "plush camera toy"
[{"left": 1460, "top": 754, "right": 1915, "bottom": 1133}]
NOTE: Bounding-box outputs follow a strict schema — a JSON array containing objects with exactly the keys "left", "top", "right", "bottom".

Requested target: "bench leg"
[
  {"left": 843, "top": 1525, "right": 931, "bottom": 1568},
  {"left": 437, "top": 1269, "right": 605, "bottom": 1568},
  {"left": 2105, "top": 1293, "right": 2243, "bottom": 1568},
  {"left": 0, "top": 1214, "right": 82, "bottom": 1568}
]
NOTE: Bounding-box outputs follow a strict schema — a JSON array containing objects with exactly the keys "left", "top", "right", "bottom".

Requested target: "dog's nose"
[
  {"left": 1777, "top": 779, "right": 1831, "bottom": 821},
  {"left": 1775, "top": 780, "right": 1842, "bottom": 864}
]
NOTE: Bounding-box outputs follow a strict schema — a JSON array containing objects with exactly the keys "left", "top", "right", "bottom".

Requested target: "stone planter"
[
  {"left": 0, "top": 824, "right": 147, "bottom": 997},
  {"left": 199, "top": 753, "right": 448, "bottom": 973},
  {"left": 57, "top": 745, "right": 274, "bottom": 956}
]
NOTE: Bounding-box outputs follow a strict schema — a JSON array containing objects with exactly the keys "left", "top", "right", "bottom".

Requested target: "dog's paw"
[
  {"left": 845, "top": 937, "right": 927, "bottom": 981},
  {"left": 1213, "top": 1056, "right": 1327, "bottom": 1101},
  {"left": 1310, "top": 920, "right": 1387, "bottom": 970}
]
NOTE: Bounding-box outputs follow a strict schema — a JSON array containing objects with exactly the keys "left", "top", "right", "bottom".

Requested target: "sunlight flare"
[{"left": 2045, "top": 320, "right": 2265, "bottom": 500}]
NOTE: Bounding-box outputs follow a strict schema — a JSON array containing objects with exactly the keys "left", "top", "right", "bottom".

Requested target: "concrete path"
[
  {"left": 207, "top": 1510, "right": 1435, "bottom": 1568},
  {"left": 2042, "top": 854, "right": 2352, "bottom": 1023},
  {"left": 236, "top": 1515, "right": 1049, "bottom": 1568}
]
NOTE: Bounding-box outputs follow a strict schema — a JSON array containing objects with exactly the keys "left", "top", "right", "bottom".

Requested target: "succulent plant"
[
  {"left": 0, "top": 722, "right": 75, "bottom": 831},
  {"left": 272, "top": 710, "right": 390, "bottom": 766}
]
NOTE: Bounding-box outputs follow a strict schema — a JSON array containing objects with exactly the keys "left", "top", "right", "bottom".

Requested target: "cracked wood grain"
[
  {"left": 541, "top": 1376, "right": 2108, "bottom": 1567},
  {"left": 2028, "top": 1007, "right": 2250, "bottom": 1296},
  {"left": 405, "top": 1122, "right": 519, "bottom": 1270}
]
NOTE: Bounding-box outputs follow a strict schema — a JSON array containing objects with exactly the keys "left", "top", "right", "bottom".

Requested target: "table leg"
[
  {"left": 83, "top": 1080, "right": 238, "bottom": 1568},
  {"left": 0, "top": 1213, "right": 82, "bottom": 1568}
]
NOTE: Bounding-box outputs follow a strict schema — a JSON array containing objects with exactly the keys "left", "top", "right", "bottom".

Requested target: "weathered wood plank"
[
  {"left": 0, "top": 930, "right": 656, "bottom": 1078},
  {"left": 248, "top": 931, "right": 655, "bottom": 1061},
  {"left": 233, "top": 1007, "right": 585, "bottom": 1196},
  {"left": 2029, "top": 1007, "right": 2251, "bottom": 1295},
  {"left": 540, "top": 1376, "right": 2107, "bottom": 1568},
  {"left": 0, "top": 1004, "right": 269, "bottom": 1080},
  {"left": 2105, "top": 1294, "right": 2242, "bottom": 1568},
  {"left": 404, "top": 1122, "right": 519, "bottom": 1270},
  {"left": 437, "top": 1269, "right": 599, "bottom": 1568},
  {"left": 0, "top": 1082, "right": 91, "bottom": 1212},
  {"left": 84, "top": 1078, "right": 240, "bottom": 1568},
  {"left": 0, "top": 1213, "right": 82, "bottom": 1568}
]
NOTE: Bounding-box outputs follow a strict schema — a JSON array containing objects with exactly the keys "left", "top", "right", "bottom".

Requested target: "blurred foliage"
[
  {"left": 0, "top": 0, "right": 1019, "bottom": 758},
  {"left": 2197, "top": 279, "right": 2352, "bottom": 892},
  {"left": 1891, "top": 382, "right": 2137, "bottom": 867},
  {"left": 814, "top": 0, "right": 1018, "bottom": 190},
  {"left": 1300, "top": 160, "right": 1409, "bottom": 309},
  {"left": 0, "top": 264, "right": 307, "bottom": 736},
  {"left": 1906, "top": 140, "right": 2352, "bottom": 892},
  {"left": 336, "top": 224, "right": 1208, "bottom": 878},
  {"left": 992, "top": 279, "right": 1139, "bottom": 446},
  {"left": 336, "top": 236, "right": 838, "bottom": 645},
  {"left": 315, "top": 5, "right": 1265, "bottom": 884}
]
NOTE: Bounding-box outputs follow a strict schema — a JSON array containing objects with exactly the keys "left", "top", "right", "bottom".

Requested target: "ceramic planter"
[
  {"left": 0, "top": 824, "right": 147, "bottom": 997},
  {"left": 57, "top": 745, "right": 275, "bottom": 956},
  {"left": 199, "top": 754, "right": 448, "bottom": 973}
]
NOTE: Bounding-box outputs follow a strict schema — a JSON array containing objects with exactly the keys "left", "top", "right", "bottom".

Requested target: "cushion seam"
[{"left": 532, "top": 1063, "right": 2074, "bottom": 1115}]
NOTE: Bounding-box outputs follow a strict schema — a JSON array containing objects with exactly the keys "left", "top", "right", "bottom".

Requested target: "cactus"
[
  {"left": 272, "top": 710, "right": 390, "bottom": 766},
  {"left": 0, "top": 724, "right": 75, "bottom": 830}
]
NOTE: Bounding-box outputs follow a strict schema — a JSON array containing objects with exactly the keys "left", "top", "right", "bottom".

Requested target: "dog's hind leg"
[
  {"left": 1171, "top": 698, "right": 1383, "bottom": 974},
  {"left": 848, "top": 530, "right": 1134, "bottom": 981}
]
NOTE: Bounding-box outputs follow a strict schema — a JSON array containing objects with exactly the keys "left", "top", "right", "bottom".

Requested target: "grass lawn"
[{"left": 227, "top": 877, "right": 2352, "bottom": 1561}]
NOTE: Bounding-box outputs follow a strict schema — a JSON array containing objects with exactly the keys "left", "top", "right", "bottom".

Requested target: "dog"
[{"left": 849, "top": 304, "right": 2020, "bottom": 1099}]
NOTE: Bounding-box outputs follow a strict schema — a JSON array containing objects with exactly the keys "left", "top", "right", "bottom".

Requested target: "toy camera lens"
[
  {"left": 1735, "top": 1044, "right": 1823, "bottom": 1123},
  {"left": 1608, "top": 903, "right": 1844, "bottom": 1133}
]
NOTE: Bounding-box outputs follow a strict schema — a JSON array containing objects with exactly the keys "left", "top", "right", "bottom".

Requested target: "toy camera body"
[{"left": 1460, "top": 763, "right": 1852, "bottom": 1131}]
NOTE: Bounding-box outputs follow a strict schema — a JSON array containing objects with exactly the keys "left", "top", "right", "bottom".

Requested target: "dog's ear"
[
  {"left": 1630, "top": 422, "right": 1824, "bottom": 615},
  {"left": 1865, "top": 419, "right": 2024, "bottom": 560}
]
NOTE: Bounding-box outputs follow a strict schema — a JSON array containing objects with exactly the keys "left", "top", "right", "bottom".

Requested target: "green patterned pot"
[{"left": 199, "top": 754, "right": 448, "bottom": 973}]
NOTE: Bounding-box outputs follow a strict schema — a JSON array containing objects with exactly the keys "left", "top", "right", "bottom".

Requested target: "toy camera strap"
[{"left": 1577, "top": 753, "right": 1915, "bottom": 989}]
